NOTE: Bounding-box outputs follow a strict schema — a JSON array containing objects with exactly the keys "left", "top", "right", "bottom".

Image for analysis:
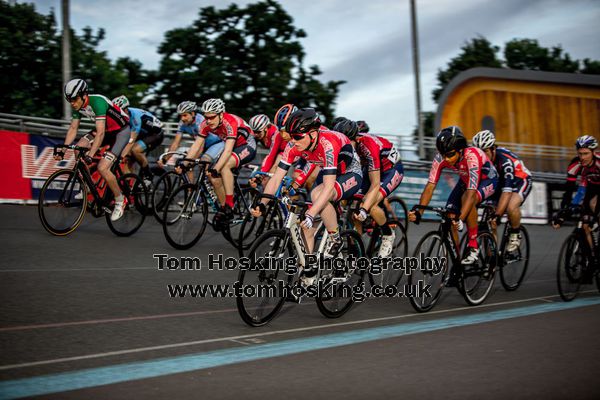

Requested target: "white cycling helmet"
[
  {"left": 64, "top": 78, "right": 88, "bottom": 101},
  {"left": 112, "top": 95, "right": 130, "bottom": 109},
  {"left": 472, "top": 130, "right": 496, "bottom": 150},
  {"left": 177, "top": 101, "right": 197, "bottom": 114},
  {"left": 201, "top": 98, "right": 226, "bottom": 114},
  {"left": 576, "top": 135, "right": 598, "bottom": 149},
  {"left": 249, "top": 114, "right": 270, "bottom": 132}
]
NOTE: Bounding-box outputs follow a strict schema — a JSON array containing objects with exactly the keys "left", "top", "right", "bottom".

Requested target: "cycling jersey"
[
  {"left": 494, "top": 147, "right": 531, "bottom": 193},
  {"left": 72, "top": 94, "right": 129, "bottom": 134},
  {"left": 561, "top": 154, "right": 600, "bottom": 208},
  {"left": 260, "top": 125, "right": 289, "bottom": 173},
  {"left": 176, "top": 114, "right": 205, "bottom": 138},
  {"left": 200, "top": 112, "right": 251, "bottom": 148},
  {"left": 356, "top": 133, "right": 399, "bottom": 173},
  {"left": 127, "top": 107, "right": 163, "bottom": 139},
  {"left": 428, "top": 147, "right": 498, "bottom": 191}
]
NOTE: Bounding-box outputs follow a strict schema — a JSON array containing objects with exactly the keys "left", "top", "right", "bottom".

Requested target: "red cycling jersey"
[
  {"left": 260, "top": 125, "right": 288, "bottom": 173},
  {"left": 428, "top": 147, "right": 497, "bottom": 190},
  {"left": 356, "top": 133, "right": 398, "bottom": 173},
  {"left": 279, "top": 128, "right": 361, "bottom": 184},
  {"left": 199, "top": 112, "right": 250, "bottom": 148},
  {"left": 566, "top": 154, "right": 600, "bottom": 187}
]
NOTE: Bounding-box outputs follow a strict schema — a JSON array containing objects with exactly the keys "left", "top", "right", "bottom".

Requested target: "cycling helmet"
[
  {"left": 64, "top": 78, "right": 88, "bottom": 101},
  {"left": 472, "top": 130, "right": 496, "bottom": 150},
  {"left": 285, "top": 108, "right": 321, "bottom": 135},
  {"left": 576, "top": 135, "right": 598, "bottom": 150},
  {"left": 357, "top": 120, "right": 370, "bottom": 133},
  {"left": 436, "top": 126, "right": 467, "bottom": 154},
  {"left": 333, "top": 119, "right": 359, "bottom": 140},
  {"left": 330, "top": 116, "right": 348, "bottom": 128},
  {"left": 112, "top": 95, "right": 130, "bottom": 110},
  {"left": 201, "top": 98, "right": 226, "bottom": 114},
  {"left": 274, "top": 104, "right": 298, "bottom": 129},
  {"left": 249, "top": 114, "right": 270, "bottom": 132},
  {"left": 177, "top": 101, "right": 197, "bottom": 114}
]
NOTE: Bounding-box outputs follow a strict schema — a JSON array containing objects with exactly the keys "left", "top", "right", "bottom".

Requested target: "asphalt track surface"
[{"left": 1, "top": 204, "right": 599, "bottom": 399}]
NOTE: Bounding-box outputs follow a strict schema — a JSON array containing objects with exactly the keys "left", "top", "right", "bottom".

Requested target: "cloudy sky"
[{"left": 33, "top": 0, "right": 600, "bottom": 136}]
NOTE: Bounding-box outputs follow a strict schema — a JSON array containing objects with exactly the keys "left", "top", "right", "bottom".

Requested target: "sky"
[{"left": 31, "top": 0, "right": 600, "bottom": 136}]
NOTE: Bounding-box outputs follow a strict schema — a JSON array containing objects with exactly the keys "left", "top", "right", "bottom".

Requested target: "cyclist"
[
  {"left": 357, "top": 120, "right": 370, "bottom": 134},
  {"left": 112, "top": 95, "right": 164, "bottom": 185},
  {"left": 472, "top": 130, "right": 532, "bottom": 252},
  {"left": 553, "top": 135, "right": 600, "bottom": 268},
  {"left": 56, "top": 78, "right": 132, "bottom": 221},
  {"left": 249, "top": 114, "right": 286, "bottom": 184},
  {"left": 186, "top": 98, "right": 256, "bottom": 220},
  {"left": 408, "top": 126, "right": 498, "bottom": 264},
  {"left": 334, "top": 119, "right": 404, "bottom": 257},
  {"left": 251, "top": 108, "right": 363, "bottom": 261}
]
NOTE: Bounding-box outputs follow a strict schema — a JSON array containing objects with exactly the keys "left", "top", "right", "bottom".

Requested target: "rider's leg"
[{"left": 220, "top": 156, "right": 237, "bottom": 208}]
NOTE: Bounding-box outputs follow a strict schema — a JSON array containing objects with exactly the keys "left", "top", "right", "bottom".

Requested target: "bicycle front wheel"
[
  {"left": 315, "top": 229, "right": 366, "bottom": 319},
  {"left": 236, "top": 229, "right": 294, "bottom": 327},
  {"left": 106, "top": 173, "right": 147, "bottom": 237},
  {"left": 460, "top": 231, "right": 497, "bottom": 306},
  {"left": 38, "top": 169, "right": 87, "bottom": 236},
  {"left": 387, "top": 197, "right": 409, "bottom": 232},
  {"left": 152, "top": 171, "right": 183, "bottom": 224},
  {"left": 162, "top": 184, "right": 208, "bottom": 249},
  {"left": 368, "top": 219, "right": 408, "bottom": 288},
  {"left": 500, "top": 225, "right": 530, "bottom": 291},
  {"left": 557, "top": 233, "right": 584, "bottom": 301}
]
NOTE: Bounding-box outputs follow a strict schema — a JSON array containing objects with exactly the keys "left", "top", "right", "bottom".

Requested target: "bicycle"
[
  {"left": 236, "top": 194, "right": 366, "bottom": 327},
  {"left": 161, "top": 158, "right": 256, "bottom": 249},
  {"left": 556, "top": 214, "right": 600, "bottom": 301},
  {"left": 408, "top": 205, "right": 498, "bottom": 312},
  {"left": 386, "top": 196, "right": 409, "bottom": 232},
  {"left": 461, "top": 204, "right": 530, "bottom": 291},
  {"left": 38, "top": 144, "right": 148, "bottom": 236}
]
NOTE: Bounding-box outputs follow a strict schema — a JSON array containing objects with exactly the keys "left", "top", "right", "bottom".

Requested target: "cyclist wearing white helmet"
[
  {"left": 56, "top": 79, "right": 132, "bottom": 221},
  {"left": 112, "top": 95, "right": 164, "bottom": 184},
  {"left": 553, "top": 134, "right": 600, "bottom": 269},
  {"left": 472, "top": 129, "right": 532, "bottom": 252},
  {"left": 183, "top": 98, "right": 256, "bottom": 220}
]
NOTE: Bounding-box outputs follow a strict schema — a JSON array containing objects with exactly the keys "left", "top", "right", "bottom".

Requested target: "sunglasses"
[
  {"left": 443, "top": 150, "right": 458, "bottom": 158},
  {"left": 290, "top": 133, "right": 307, "bottom": 140},
  {"left": 204, "top": 114, "right": 219, "bottom": 121}
]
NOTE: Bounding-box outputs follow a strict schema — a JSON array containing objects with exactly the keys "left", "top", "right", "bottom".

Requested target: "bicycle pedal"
[{"left": 102, "top": 207, "right": 112, "bottom": 214}]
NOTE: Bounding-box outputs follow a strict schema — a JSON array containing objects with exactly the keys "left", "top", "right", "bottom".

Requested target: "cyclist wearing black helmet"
[
  {"left": 251, "top": 108, "right": 363, "bottom": 265},
  {"left": 334, "top": 119, "right": 404, "bottom": 257},
  {"left": 408, "top": 126, "right": 498, "bottom": 264}
]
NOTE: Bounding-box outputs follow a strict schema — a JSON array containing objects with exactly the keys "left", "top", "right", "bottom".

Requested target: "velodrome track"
[{"left": 0, "top": 204, "right": 599, "bottom": 399}]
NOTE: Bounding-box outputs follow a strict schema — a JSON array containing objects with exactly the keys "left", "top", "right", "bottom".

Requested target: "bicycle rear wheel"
[
  {"left": 237, "top": 201, "right": 284, "bottom": 257},
  {"left": 408, "top": 231, "right": 450, "bottom": 312},
  {"left": 387, "top": 197, "right": 409, "bottom": 232},
  {"left": 38, "top": 169, "right": 87, "bottom": 236},
  {"left": 460, "top": 231, "right": 497, "bottom": 306},
  {"left": 106, "top": 173, "right": 147, "bottom": 237},
  {"left": 316, "top": 230, "right": 366, "bottom": 318},
  {"left": 162, "top": 184, "right": 208, "bottom": 249},
  {"left": 236, "top": 229, "right": 294, "bottom": 327},
  {"left": 557, "top": 233, "right": 584, "bottom": 301},
  {"left": 500, "top": 225, "right": 530, "bottom": 291},
  {"left": 368, "top": 219, "right": 408, "bottom": 287},
  {"left": 152, "top": 171, "right": 183, "bottom": 224}
]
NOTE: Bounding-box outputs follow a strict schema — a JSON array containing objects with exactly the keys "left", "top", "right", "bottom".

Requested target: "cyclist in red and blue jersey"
[
  {"left": 472, "top": 130, "right": 532, "bottom": 252},
  {"left": 56, "top": 79, "right": 131, "bottom": 221},
  {"left": 249, "top": 114, "right": 285, "bottom": 174},
  {"left": 251, "top": 108, "right": 363, "bottom": 261},
  {"left": 409, "top": 126, "right": 498, "bottom": 264},
  {"left": 186, "top": 98, "right": 256, "bottom": 219},
  {"left": 553, "top": 135, "right": 600, "bottom": 268},
  {"left": 334, "top": 119, "right": 404, "bottom": 257},
  {"left": 112, "top": 95, "right": 164, "bottom": 184}
]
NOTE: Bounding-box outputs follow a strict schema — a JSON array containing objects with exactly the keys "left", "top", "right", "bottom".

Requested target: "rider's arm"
[
  {"left": 261, "top": 166, "right": 287, "bottom": 202},
  {"left": 495, "top": 192, "right": 512, "bottom": 217},
  {"left": 186, "top": 135, "right": 206, "bottom": 160},
  {"left": 360, "top": 170, "right": 382, "bottom": 211},
  {"left": 64, "top": 119, "right": 80, "bottom": 145},
  {"left": 261, "top": 133, "right": 284, "bottom": 173},
  {"left": 88, "top": 119, "right": 106, "bottom": 157},
  {"left": 416, "top": 182, "right": 436, "bottom": 214}
]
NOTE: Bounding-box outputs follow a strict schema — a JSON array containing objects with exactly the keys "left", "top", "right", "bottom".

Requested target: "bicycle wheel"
[
  {"left": 408, "top": 231, "right": 450, "bottom": 313},
  {"left": 38, "top": 169, "right": 87, "bottom": 236},
  {"left": 106, "top": 173, "right": 147, "bottom": 237},
  {"left": 152, "top": 171, "right": 183, "bottom": 224},
  {"left": 224, "top": 187, "right": 258, "bottom": 248},
  {"left": 368, "top": 219, "right": 408, "bottom": 287},
  {"left": 460, "top": 231, "right": 497, "bottom": 306},
  {"left": 237, "top": 202, "right": 284, "bottom": 257},
  {"left": 316, "top": 229, "right": 366, "bottom": 318},
  {"left": 557, "top": 233, "right": 584, "bottom": 301},
  {"left": 387, "top": 197, "right": 409, "bottom": 232},
  {"left": 162, "top": 184, "right": 209, "bottom": 249},
  {"left": 236, "top": 229, "right": 294, "bottom": 327},
  {"left": 500, "top": 225, "right": 530, "bottom": 291}
]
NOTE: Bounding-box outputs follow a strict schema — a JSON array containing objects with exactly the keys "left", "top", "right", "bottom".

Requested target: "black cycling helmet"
[
  {"left": 436, "top": 126, "right": 467, "bottom": 155},
  {"left": 285, "top": 108, "right": 321, "bottom": 135},
  {"left": 357, "top": 120, "right": 370, "bottom": 133},
  {"left": 330, "top": 116, "right": 348, "bottom": 128},
  {"left": 333, "top": 119, "right": 359, "bottom": 140}
]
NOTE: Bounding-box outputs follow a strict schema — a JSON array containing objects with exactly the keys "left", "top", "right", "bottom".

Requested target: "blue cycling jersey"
[
  {"left": 177, "top": 114, "right": 205, "bottom": 138},
  {"left": 128, "top": 107, "right": 163, "bottom": 139}
]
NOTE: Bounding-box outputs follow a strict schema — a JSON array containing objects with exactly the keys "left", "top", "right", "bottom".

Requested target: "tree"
[
  {"left": 432, "top": 36, "right": 502, "bottom": 102},
  {"left": 147, "top": 0, "right": 344, "bottom": 122},
  {"left": 504, "top": 38, "right": 579, "bottom": 72}
]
